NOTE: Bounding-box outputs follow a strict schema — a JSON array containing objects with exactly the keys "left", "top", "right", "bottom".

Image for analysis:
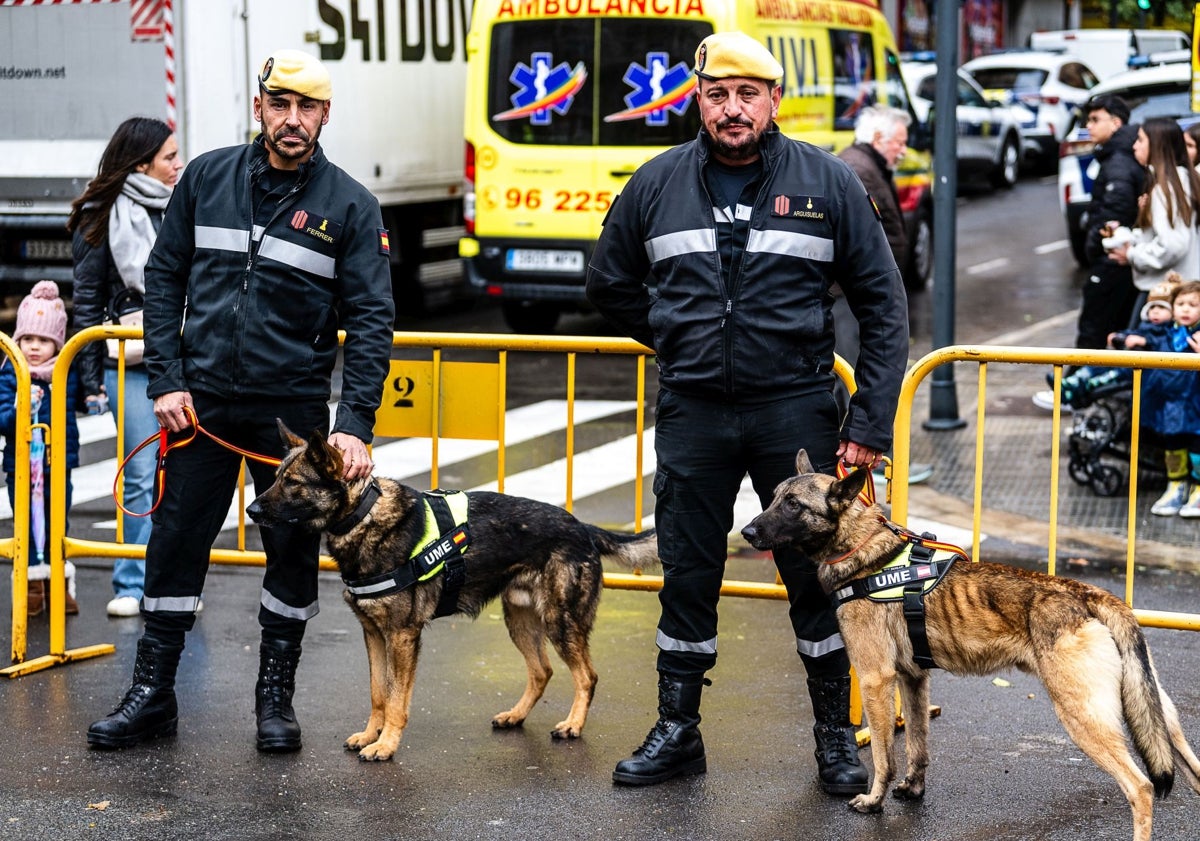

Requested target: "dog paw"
[
  {"left": 357, "top": 742, "right": 396, "bottom": 762},
  {"left": 848, "top": 795, "right": 884, "bottom": 814},
  {"left": 491, "top": 712, "right": 526, "bottom": 730},
  {"left": 892, "top": 779, "right": 926, "bottom": 800},
  {"left": 550, "top": 721, "right": 582, "bottom": 740},
  {"left": 344, "top": 731, "right": 377, "bottom": 751}
]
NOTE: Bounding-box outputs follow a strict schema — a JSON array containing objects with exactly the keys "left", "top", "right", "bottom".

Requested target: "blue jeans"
[{"left": 106, "top": 366, "right": 157, "bottom": 599}]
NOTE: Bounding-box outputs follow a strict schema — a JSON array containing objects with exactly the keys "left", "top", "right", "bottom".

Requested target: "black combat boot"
[
  {"left": 255, "top": 638, "right": 303, "bottom": 753},
  {"left": 87, "top": 637, "right": 182, "bottom": 749},
  {"left": 612, "top": 674, "right": 709, "bottom": 785},
  {"left": 807, "top": 675, "right": 869, "bottom": 795}
]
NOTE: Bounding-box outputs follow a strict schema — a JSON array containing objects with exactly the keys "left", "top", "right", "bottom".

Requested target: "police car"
[
  {"left": 900, "top": 56, "right": 1032, "bottom": 189},
  {"left": 1057, "top": 59, "right": 1199, "bottom": 268},
  {"left": 964, "top": 50, "right": 1101, "bottom": 171}
]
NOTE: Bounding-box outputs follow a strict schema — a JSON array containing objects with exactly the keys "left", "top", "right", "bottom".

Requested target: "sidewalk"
[{"left": 901, "top": 310, "right": 1200, "bottom": 573}]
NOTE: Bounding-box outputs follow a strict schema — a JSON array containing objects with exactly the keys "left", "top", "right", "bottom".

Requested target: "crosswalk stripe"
[{"left": 6, "top": 400, "right": 636, "bottom": 525}]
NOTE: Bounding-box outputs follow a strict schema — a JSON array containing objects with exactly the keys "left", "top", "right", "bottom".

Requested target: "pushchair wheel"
[
  {"left": 1091, "top": 465, "right": 1123, "bottom": 497},
  {"left": 1068, "top": 458, "right": 1092, "bottom": 486}
]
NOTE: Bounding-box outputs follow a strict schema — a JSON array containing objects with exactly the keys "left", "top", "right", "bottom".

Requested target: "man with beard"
[
  {"left": 587, "top": 32, "right": 907, "bottom": 792},
  {"left": 88, "top": 50, "right": 395, "bottom": 752}
]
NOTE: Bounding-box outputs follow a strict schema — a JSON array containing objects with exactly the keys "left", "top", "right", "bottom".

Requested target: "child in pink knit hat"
[{"left": 1, "top": 280, "right": 88, "bottom": 616}]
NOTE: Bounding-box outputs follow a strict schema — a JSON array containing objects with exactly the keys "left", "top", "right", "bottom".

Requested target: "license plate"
[
  {"left": 506, "top": 249, "right": 584, "bottom": 273},
  {"left": 22, "top": 238, "right": 73, "bottom": 261}
]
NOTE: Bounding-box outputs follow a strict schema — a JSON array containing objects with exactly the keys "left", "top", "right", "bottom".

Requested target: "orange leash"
[{"left": 113, "top": 406, "right": 282, "bottom": 518}]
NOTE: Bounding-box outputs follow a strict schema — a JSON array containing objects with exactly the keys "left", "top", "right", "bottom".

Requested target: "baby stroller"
[{"left": 1062, "top": 367, "right": 1161, "bottom": 497}]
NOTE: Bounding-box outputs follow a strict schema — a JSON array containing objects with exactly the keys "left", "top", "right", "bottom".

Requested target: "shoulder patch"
[
  {"left": 378, "top": 228, "right": 391, "bottom": 256},
  {"left": 771, "top": 194, "right": 827, "bottom": 220},
  {"left": 867, "top": 194, "right": 882, "bottom": 221}
]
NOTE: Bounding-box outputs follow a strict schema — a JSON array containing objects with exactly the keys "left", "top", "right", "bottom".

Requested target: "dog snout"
[
  {"left": 246, "top": 497, "right": 267, "bottom": 524},
  {"left": 741, "top": 521, "right": 765, "bottom": 549}
]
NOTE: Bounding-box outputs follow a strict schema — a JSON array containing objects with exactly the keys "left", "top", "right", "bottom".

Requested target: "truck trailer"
[{"left": 0, "top": 0, "right": 471, "bottom": 315}]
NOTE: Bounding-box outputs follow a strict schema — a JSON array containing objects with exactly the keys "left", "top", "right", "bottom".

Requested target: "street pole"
[{"left": 924, "top": 0, "right": 966, "bottom": 431}]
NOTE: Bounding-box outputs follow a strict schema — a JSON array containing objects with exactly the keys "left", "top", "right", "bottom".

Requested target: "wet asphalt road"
[{"left": 4, "top": 556, "right": 1200, "bottom": 841}]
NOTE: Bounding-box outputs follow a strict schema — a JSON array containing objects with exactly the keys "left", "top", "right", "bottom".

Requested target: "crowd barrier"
[{"left": 4, "top": 330, "right": 1198, "bottom": 691}]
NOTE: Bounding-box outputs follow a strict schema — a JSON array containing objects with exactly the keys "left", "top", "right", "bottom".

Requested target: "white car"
[
  {"left": 900, "top": 60, "right": 1029, "bottom": 189},
  {"left": 1057, "top": 60, "right": 1199, "bottom": 267},
  {"left": 964, "top": 51, "right": 1102, "bottom": 169}
]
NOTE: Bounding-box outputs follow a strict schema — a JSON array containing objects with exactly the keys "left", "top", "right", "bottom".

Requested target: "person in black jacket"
[
  {"left": 837, "top": 105, "right": 911, "bottom": 273},
  {"left": 587, "top": 32, "right": 909, "bottom": 793},
  {"left": 88, "top": 50, "right": 395, "bottom": 753},
  {"left": 67, "top": 116, "right": 182, "bottom": 618},
  {"left": 1035, "top": 95, "right": 1142, "bottom": 409}
]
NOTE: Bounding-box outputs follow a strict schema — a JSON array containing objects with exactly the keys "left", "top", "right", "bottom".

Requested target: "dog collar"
[{"left": 327, "top": 479, "right": 383, "bottom": 536}]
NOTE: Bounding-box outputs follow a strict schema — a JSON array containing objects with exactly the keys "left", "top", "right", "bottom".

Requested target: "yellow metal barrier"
[{"left": 891, "top": 345, "right": 1200, "bottom": 633}]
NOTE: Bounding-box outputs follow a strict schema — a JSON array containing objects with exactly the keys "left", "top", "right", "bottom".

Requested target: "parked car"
[
  {"left": 1057, "top": 60, "right": 1199, "bottom": 268},
  {"left": 1028, "top": 29, "right": 1190, "bottom": 81},
  {"left": 900, "top": 58, "right": 1030, "bottom": 189},
  {"left": 964, "top": 51, "right": 1101, "bottom": 170}
]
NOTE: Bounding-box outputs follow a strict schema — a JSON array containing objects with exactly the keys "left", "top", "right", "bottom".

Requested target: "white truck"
[{"left": 0, "top": 0, "right": 471, "bottom": 314}]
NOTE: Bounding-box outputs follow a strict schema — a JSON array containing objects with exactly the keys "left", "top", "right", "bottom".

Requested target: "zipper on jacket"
[{"left": 233, "top": 156, "right": 310, "bottom": 390}]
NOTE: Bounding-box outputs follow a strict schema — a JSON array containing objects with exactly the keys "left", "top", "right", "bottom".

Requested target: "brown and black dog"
[
  {"left": 247, "top": 422, "right": 657, "bottom": 761},
  {"left": 741, "top": 449, "right": 1200, "bottom": 841}
]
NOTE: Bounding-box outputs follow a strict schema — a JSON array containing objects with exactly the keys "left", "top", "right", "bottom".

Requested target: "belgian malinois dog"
[
  {"left": 247, "top": 422, "right": 658, "bottom": 762},
  {"left": 740, "top": 449, "right": 1200, "bottom": 841}
]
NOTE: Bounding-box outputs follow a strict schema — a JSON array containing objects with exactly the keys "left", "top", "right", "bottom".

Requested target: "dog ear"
[
  {"left": 277, "top": 419, "right": 306, "bottom": 450},
  {"left": 795, "top": 449, "right": 815, "bottom": 475},
  {"left": 304, "top": 428, "right": 344, "bottom": 480},
  {"left": 830, "top": 465, "right": 870, "bottom": 509}
]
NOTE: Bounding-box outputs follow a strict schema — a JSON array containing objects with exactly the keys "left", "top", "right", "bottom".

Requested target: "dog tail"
[
  {"left": 1151, "top": 657, "right": 1200, "bottom": 797},
  {"left": 1096, "top": 599, "right": 1177, "bottom": 798},
  {"left": 586, "top": 525, "right": 659, "bottom": 571}
]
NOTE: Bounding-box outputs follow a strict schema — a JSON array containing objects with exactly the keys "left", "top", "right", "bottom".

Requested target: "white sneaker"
[
  {"left": 1178, "top": 485, "right": 1200, "bottom": 519},
  {"left": 1151, "top": 481, "right": 1190, "bottom": 516},
  {"left": 106, "top": 595, "right": 141, "bottom": 617},
  {"left": 1032, "top": 390, "right": 1072, "bottom": 412}
]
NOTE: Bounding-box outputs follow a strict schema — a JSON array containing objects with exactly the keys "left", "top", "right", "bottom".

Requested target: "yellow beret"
[
  {"left": 694, "top": 32, "right": 783, "bottom": 83},
  {"left": 259, "top": 49, "right": 332, "bottom": 101}
]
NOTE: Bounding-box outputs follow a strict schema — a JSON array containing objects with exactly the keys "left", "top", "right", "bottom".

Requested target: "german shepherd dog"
[
  {"left": 247, "top": 422, "right": 658, "bottom": 762},
  {"left": 740, "top": 450, "right": 1200, "bottom": 841}
]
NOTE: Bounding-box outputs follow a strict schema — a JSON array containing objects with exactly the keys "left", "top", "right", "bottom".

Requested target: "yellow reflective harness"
[
  {"left": 830, "top": 525, "right": 967, "bottom": 669},
  {"left": 342, "top": 489, "right": 471, "bottom": 617}
]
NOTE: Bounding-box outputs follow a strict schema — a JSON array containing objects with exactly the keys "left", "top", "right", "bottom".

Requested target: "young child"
[
  {"left": 1118, "top": 279, "right": 1200, "bottom": 516},
  {"left": 1047, "top": 278, "right": 1179, "bottom": 408},
  {"left": 0, "top": 281, "right": 87, "bottom": 614}
]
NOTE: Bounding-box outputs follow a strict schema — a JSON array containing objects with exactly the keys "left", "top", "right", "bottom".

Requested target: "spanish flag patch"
[{"left": 378, "top": 228, "right": 391, "bottom": 256}]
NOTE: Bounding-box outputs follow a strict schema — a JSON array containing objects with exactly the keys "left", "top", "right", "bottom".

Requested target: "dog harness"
[
  {"left": 830, "top": 525, "right": 966, "bottom": 669},
  {"left": 341, "top": 489, "right": 471, "bottom": 618}
]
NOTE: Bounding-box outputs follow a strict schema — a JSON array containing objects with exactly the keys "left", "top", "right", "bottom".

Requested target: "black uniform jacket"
[
  {"left": 586, "top": 127, "right": 909, "bottom": 452},
  {"left": 142, "top": 137, "right": 395, "bottom": 443}
]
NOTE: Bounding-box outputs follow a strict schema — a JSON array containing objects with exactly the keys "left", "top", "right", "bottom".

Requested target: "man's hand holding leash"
[
  {"left": 837, "top": 440, "right": 882, "bottom": 470},
  {"left": 154, "top": 391, "right": 196, "bottom": 433}
]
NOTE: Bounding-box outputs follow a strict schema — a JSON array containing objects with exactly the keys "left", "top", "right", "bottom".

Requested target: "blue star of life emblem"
[
  {"left": 509, "top": 52, "right": 579, "bottom": 126},
  {"left": 621, "top": 52, "right": 693, "bottom": 126}
]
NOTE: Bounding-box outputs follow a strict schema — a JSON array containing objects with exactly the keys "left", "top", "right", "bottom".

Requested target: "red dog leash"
[{"left": 113, "top": 406, "right": 282, "bottom": 517}]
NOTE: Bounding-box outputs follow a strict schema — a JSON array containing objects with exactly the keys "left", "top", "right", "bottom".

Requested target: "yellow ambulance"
[{"left": 460, "top": 0, "right": 933, "bottom": 332}]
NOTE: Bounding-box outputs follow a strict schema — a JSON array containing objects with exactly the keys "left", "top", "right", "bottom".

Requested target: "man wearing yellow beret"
[
  {"left": 88, "top": 49, "right": 396, "bottom": 755},
  {"left": 589, "top": 31, "right": 907, "bottom": 794}
]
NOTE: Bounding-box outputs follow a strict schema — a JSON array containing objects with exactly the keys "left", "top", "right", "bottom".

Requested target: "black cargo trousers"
[{"left": 651, "top": 388, "right": 851, "bottom": 680}]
